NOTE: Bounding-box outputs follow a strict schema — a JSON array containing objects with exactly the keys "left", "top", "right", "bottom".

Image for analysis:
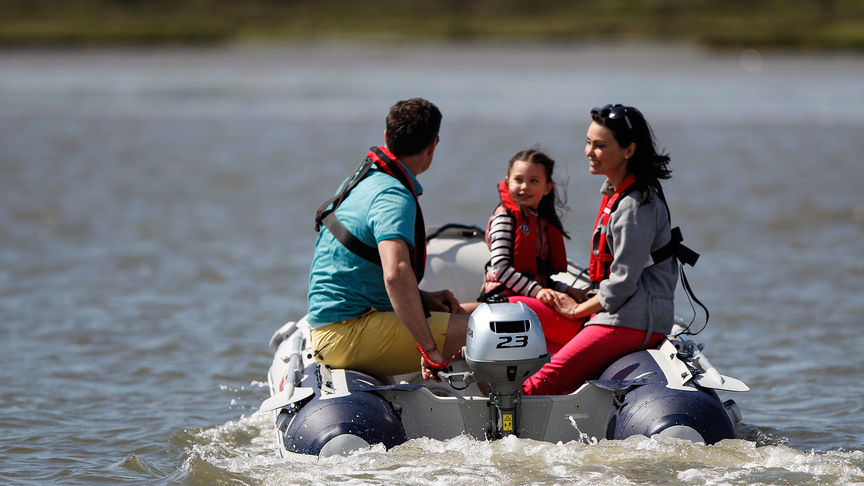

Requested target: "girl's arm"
[{"left": 487, "top": 211, "right": 543, "bottom": 297}]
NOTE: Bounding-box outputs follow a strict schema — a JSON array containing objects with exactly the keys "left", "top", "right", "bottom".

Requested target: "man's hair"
[{"left": 385, "top": 98, "right": 442, "bottom": 157}]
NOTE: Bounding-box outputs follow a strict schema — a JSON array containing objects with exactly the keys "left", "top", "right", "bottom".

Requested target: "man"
[{"left": 308, "top": 98, "right": 468, "bottom": 380}]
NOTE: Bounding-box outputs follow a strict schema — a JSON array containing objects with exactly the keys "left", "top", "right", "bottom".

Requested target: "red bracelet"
[{"left": 416, "top": 344, "right": 462, "bottom": 370}]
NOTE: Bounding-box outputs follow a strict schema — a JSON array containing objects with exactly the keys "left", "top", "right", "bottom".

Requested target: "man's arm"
[{"left": 378, "top": 238, "right": 443, "bottom": 360}]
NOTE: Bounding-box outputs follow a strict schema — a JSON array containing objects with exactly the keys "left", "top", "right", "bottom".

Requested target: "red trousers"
[
  {"left": 511, "top": 297, "right": 665, "bottom": 396},
  {"left": 508, "top": 296, "right": 584, "bottom": 354}
]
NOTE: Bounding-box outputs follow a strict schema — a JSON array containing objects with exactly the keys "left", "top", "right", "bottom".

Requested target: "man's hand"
[
  {"left": 420, "top": 288, "right": 460, "bottom": 313},
  {"left": 420, "top": 348, "right": 446, "bottom": 381},
  {"left": 418, "top": 345, "right": 462, "bottom": 381}
]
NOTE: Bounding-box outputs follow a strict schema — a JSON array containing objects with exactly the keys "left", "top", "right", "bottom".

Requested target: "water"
[{"left": 1, "top": 44, "right": 863, "bottom": 484}]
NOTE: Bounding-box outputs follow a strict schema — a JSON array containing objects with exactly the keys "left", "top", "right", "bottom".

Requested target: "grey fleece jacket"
[{"left": 588, "top": 181, "right": 679, "bottom": 336}]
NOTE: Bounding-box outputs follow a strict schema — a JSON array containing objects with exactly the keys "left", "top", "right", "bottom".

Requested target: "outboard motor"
[{"left": 463, "top": 301, "right": 549, "bottom": 438}]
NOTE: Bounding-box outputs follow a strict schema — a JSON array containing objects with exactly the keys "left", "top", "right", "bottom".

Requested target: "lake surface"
[{"left": 1, "top": 43, "right": 863, "bottom": 485}]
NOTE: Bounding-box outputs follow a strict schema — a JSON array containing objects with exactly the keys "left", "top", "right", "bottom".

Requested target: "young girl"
[{"left": 479, "top": 149, "right": 585, "bottom": 350}]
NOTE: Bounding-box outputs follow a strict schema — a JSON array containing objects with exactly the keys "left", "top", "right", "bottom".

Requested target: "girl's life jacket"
[{"left": 479, "top": 180, "right": 568, "bottom": 300}]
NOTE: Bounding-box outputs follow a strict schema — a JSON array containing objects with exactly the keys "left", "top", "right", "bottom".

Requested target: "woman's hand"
[
  {"left": 563, "top": 286, "right": 589, "bottom": 303},
  {"left": 538, "top": 289, "right": 579, "bottom": 319}
]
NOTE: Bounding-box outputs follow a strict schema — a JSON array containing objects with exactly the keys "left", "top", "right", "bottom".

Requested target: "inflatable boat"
[{"left": 260, "top": 224, "right": 748, "bottom": 458}]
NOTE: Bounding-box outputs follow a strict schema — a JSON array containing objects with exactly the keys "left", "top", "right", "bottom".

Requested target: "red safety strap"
[{"left": 589, "top": 174, "right": 636, "bottom": 283}]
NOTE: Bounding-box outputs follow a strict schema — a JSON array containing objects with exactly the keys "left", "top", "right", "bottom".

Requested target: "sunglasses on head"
[{"left": 591, "top": 104, "right": 633, "bottom": 131}]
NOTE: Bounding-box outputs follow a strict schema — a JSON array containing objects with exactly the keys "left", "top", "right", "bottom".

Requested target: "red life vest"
[
  {"left": 587, "top": 175, "right": 709, "bottom": 331},
  {"left": 588, "top": 174, "right": 636, "bottom": 283},
  {"left": 487, "top": 179, "right": 568, "bottom": 279},
  {"left": 314, "top": 145, "right": 426, "bottom": 281}
]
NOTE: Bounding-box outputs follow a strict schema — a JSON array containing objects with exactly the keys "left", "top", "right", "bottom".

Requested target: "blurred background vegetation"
[{"left": 1, "top": 0, "right": 863, "bottom": 50}]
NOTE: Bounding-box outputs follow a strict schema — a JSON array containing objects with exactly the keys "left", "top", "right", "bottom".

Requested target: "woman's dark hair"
[
  {"left": 385, "top": 98, "right": 442, "bottom": 157},
  {"left": 590, "top": 104, "right": 671, "bottom": 200},
  {"left": 507, "top": 148, "right": 570, "bottom": 239}
]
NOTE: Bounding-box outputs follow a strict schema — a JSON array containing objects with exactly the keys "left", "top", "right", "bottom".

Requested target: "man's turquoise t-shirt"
[{"left": 307, "top": 164, "right": 423, "bottom": 327}]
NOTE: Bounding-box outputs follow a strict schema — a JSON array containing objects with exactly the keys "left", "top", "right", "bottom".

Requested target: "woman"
[{"left": 522, "top": 104, "right": 679, "bottom": 396}]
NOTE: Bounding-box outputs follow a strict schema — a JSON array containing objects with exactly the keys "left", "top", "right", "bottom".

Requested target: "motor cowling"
[{"left": 464, "top": 302, "right": 549, "bottom": 395}]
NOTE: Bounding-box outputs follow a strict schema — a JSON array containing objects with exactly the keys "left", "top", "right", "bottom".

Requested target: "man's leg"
[{"left": 441, "top": 312, "right": 469, "bottom": 361}]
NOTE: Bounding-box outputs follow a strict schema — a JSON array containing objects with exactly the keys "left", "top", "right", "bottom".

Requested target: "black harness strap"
[
  {"left": 607, "top": 184, "right": 699, "bottom": 268},
  {"left": 608, "top": 183, "right": 709, "bottom": 339},
  {"left": 313, "top": 157, "right": 380, "bottom": 266},
  {"left": 314, "top": 157, "right": 375, "bottom": 232},
  {"left": 320, "top": 211, "right": 381, "bottom": 265},
  {"left": 313, "top": 146, "right": 425, "bottom": 281}
]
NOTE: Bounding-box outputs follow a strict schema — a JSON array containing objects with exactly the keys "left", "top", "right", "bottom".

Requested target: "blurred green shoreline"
[{"left": 2, "top": 0, "right": 863, "bottom": 51}]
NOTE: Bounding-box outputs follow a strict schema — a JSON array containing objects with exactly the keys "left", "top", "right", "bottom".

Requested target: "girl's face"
[
  {"left": 585, "top": 121, "right": 634, "bottom": 186},
  {"left": 506, "top": 160, "right": 553, "bottom": 210}
]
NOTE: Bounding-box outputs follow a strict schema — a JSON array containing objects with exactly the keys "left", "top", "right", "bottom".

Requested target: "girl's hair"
[
  {"left": 507, "top": 148, "right": 570, "bottom": 239},
  {"left": 590, "top": 104, "right": 671, "bottom": 201}
]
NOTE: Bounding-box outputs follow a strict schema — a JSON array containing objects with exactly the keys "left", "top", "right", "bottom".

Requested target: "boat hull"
[
  {"left": 264, "top": 224, "right": 745, "bottom": 457},
  {"left": 598, "top": 350, "right": 735, "bottom": 444},
  {"left": 278, "top": 370, "right": 406, "bottom": 457}
]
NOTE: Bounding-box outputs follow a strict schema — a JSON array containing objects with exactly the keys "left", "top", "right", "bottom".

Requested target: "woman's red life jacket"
[{"left": 588, "top": 174, "right": 636, "bottom": 283}]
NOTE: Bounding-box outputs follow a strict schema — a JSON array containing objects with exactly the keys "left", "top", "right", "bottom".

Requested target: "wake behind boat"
[{"left": 260, "top": 224, "right": 748, "bottom": 457}]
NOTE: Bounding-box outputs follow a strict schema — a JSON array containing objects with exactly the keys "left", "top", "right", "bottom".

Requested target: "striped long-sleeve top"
[{"left": 484, "top": 210, "right": 570, "bottom": 298}]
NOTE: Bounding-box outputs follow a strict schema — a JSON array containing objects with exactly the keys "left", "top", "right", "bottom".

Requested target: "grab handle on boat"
[
  {"left": 437, "top": 371, "right": 475, "bottom": 390},
  {"left": 269, "top": 321, "right": 298, "bottom": 349}
]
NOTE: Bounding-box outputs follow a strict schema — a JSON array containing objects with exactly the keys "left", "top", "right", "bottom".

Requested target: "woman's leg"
[{"left": 522, "top": 325, "right": 665, "bottom": 396}]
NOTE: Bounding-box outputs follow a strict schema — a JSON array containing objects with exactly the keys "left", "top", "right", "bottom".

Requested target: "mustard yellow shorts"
[{"left": 310, "top": 310, "right": 450, "bottom": 377}]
